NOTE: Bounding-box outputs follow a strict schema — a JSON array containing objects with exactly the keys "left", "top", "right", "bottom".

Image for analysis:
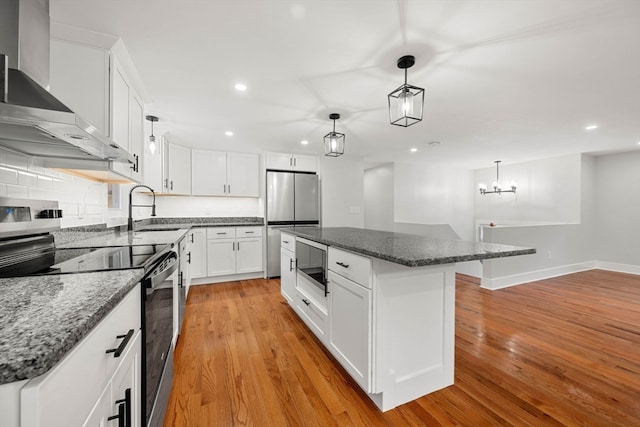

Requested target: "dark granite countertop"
[
  {"left": 0, "top": 270, "right": 144, "bottom": 384},
  {"left": 56, "top": 229, "right": 188, "bottom": 249},
  {"left": 285, "top": 227, "right": 536, "bottom": 267}
]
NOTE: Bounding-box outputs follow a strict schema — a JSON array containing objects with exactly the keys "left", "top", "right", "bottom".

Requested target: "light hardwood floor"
[{"left": 163, "top": 270, "right": 640, "bottom": 426}]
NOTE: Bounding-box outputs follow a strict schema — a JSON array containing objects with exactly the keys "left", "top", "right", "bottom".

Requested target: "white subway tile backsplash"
[
  {"left": 0, "top": 166, "right": 18, "bottom": 184},
  {"left": 17, "top": 171, "right": 38, "bottom": 187},
  {"left": 6, "top": 184, "right": 28, "bottom": 198},
  {"left": 37, "top": 176, "right": 54, "bottom": 189},
  {"left": 28, "top": 187, "right": 57, "bottom": 201}
]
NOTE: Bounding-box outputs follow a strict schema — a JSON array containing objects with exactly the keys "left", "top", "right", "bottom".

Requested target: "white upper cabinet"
[
  {"left": 265, "top": 152, "right": 317, "bottom": 173},
  {"left": 191, "top": 150, "right": 227, "bottom": 196},
  {"left": 164, "top": 142, "right": 191, "bottom": 195},
  {"left": 50, "top": 34, "right": 145, "bottom": 182},
  {"left": 192, "top": 150, "right": 259, "bottom": 197},
  {"left": 49, "top": 40, "right": 110, "bottom": 136}
]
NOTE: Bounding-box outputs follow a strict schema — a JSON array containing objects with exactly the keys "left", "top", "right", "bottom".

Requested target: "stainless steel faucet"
[{"left": 128, "top": 185, "right": 156, "bottom": 231}]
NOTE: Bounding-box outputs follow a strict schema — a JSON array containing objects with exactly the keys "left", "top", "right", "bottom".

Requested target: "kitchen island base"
[{"left": 368, "top": 260, "right": 455, "bottom": 411}]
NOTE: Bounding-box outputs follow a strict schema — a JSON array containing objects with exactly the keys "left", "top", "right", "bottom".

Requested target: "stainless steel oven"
[{"left": 295, "top": 237, "right": 328, "bottom": 296}]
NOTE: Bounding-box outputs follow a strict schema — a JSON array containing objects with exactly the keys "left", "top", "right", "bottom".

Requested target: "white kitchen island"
[{"left": 281, "top": 227, "right": 535, "bottom": 411}]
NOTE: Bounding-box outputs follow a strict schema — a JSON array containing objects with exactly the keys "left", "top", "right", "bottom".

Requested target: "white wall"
[
  {"left": 394, "top": 163, "right": 475, "bottom": 240},
  {"left": 154, "top": 196, "right": 261, "bottom": 218},
  {"left": 594, "top": 151, "right": 640, "bottom": 268},
  {"left": 320, "top": 155, "right": 364, "bottom": 228},
  {"left": 364, "top": 163, "right": 394, "bottom": 230},
  {"left": 474, "top": 154, "right": 582, "bottom": 224}
]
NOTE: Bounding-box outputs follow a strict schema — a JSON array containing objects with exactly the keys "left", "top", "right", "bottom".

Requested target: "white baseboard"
[
  {"left": 480, "top": 261, "right": 596, "bottom": 290},
  {"left": 190, "top": 271, "right": 264, "bottom": 286},
  {"left": 594, "top": 261, "right": 640, "bottom": 275},
  {"left": 481, "top": 260, "right": 640, "bottom": 290}
]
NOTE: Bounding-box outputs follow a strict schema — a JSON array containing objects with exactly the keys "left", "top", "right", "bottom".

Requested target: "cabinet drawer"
[
  {"left": 281, "top": 232, "right": 295, "bottom": 252},
  {"left": 207, "top": 227, "right": 236, "bottom": 239},
  {"left": 294, "top": 290, "right": 327, "bottom": 343},
  {"left": 21, "top": 287, "right": 141, "bottom": 427},
  {"left": 236, "top": 226, "right": 262, "bottom": 238},
  {"left": 328, "top": 247, "right": 372, "bottom": 288}
]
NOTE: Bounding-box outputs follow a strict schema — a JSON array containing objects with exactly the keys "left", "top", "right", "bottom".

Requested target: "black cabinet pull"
[
  {"left": 289, "top": 258, "right": 294, "bottom": 272},
  {"left": 245, "top": 231, "right": 254, "bottom": 234},
  {"left": 336, "top": 261, "right": 350, "bottom": 268},
  {"left": 302, "top": 299, "right": 311, "bottom": 306},
  {"left": 190, "top": 233, "right": 194, "bottom": 243},
  {"left": 178, "top": 271, "right": 184, "bottom": 287},
  {"left": 106, "top": 329, "right": 134, "bottom": 358},
  {"left": 129, "top": 154, "right": 139, "bottom": 173},
  {"left": 113, "top": 388, "right": 131, "bottom": 427},
  {"left": 187, "top": 252, "right": 191, "bottom": 264},
  {"left": 107, "top": 402, "right": 125, "bottom": 426},
  {"left": 283, "top": 240, "right": 289, "bottom": 244}
]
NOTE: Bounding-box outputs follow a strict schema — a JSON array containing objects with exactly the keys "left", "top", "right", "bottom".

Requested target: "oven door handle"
[{"left": 143, "top": 251, "right": 178, "bottom": 291}]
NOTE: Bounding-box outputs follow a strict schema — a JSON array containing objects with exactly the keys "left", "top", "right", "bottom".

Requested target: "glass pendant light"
[
  {"left": 145, "top": 115, "right": 159, "bottom": 154},
  {"left": 388, "top": 55, "right": 425, "bottom": 127},
  {"left": 324, "top": 113, "right": 345, "bottom": 157}
]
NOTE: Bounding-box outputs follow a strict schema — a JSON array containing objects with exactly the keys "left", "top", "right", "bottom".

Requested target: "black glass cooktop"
[{"left": 0, "top": 244, "right": 166, "bottom": 278}]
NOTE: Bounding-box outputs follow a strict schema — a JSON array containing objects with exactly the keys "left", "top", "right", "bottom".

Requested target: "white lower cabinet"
[
  {"left": 327, "top": 270, "right": 372, "bottom": 393},
  {"left": 20, "top": 287, "right": 141, "bottom": 427},
  {"left": 206, "top": 227, "right": 263, "bottom": 277},
  {"left": 207, "top": 239, "right": 236, "bottom": 276},
  {"left": 83, "top": 331, "right": 141, "bottom": 427},
  {"left": 283, "top": 243, "right": 456, "bottom": 412},
  {"left": 188, "top": 228, "right": 207, "bottom": 279},
  {"left": 280, "top": 246, "right": 295, "bottom": 304}
]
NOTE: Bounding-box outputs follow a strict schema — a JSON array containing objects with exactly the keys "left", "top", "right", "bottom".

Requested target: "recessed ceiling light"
[
  {"left": 301, "top": 140, "right": 309, "bottom": 145},
  {"left": 234, "top": 83, "right": 247, "bottom": 91},
  {"left": 585, "top": 124, "right": 598, "bottom": 131},
  {"left": 225, "top": 131, "right": 233, "bottom": 136},
  {"left": 410, "top": 148, "right": 418, "bottom": 152}
]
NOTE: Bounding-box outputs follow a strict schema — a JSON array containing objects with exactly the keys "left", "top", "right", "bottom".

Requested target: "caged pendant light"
[
  {"left": 145, "top": 115, "right": 159, "bottom": 154},
  {"left": 388, "top": 55, "right": 425, "bottom": 127},
  {"left": 324, "top": 113, "right": 345, "bottom": 157}
]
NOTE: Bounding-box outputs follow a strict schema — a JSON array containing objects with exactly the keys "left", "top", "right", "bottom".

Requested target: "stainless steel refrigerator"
[{"left": 266, "top": 170, "right": 319, "bottom": 277}]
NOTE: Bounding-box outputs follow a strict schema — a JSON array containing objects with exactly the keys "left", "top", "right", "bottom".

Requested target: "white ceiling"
[{"left": 50, "top": 0, "right": 640, "bottom": 169}]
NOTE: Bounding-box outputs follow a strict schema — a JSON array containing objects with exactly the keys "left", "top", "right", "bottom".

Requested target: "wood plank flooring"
[{"left": 163, "top": 270, "right": 640, "bottom": 426}]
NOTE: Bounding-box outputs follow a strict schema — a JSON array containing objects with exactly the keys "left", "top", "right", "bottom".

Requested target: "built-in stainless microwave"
[{"left": 295, "top": 238, "right": 328, "bottom": 296}]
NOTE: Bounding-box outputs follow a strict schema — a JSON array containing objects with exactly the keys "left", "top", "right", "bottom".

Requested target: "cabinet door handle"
[
  {"left": 164, "top": 178, "right": 169, "bottom": 189},
  {"left": 114, "top": 388, "right": 131, "bottom": 427},
  {"left": 244, "top": 231, "right": 254, "bottom": 234},
  {"left": 228, "top": 184, "right": 231, "bottom": 193},
  {"left": 190, "top": 233, "right": 194, "bottom": 243},
  {"left": 187, "top": 252, "right": 191, "bottom": 264},
  {"left": 232, "top": 241, "right": 236, "bottom": 251},
  {"left": 336, "top": 261, "right": 350, "bottom": 268},
  {"left": 178, "top": 271, "right": 184, "bottom": 287},
  {"left": 289, "top": 258, "right": 294, "bottom": 272},
  {"left": 170, "top": 180, "right": 174, "bottom": 190},
  {"left": 283, "top": 240, "right": 289, "bottom": 244},
  {"left": 130, "top": 154, "right": 139, "bottom": 173},
  {"left": 217, "top": 232, "right": 227, "bottom": 235},
  {"left": 302, "top": 298, "right": 311, "bottom": 306},
  {"left": 237, "top": 241, "right": 240, "bottom": 251},
  {"left": 108, "top": 402, "right": 125, "bottom": 427},
  {"left": 106, "top": 329, "right": 135, "bottom": 358}
]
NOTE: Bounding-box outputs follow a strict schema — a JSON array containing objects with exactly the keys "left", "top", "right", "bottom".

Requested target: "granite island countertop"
[
  {"left": 285, "top": 227, "right": 535, "bottom": 267},
  {"left": 0, "top": 269, "right": 144, "bottom": 384}
]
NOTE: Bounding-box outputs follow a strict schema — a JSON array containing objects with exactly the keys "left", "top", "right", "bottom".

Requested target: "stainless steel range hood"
[{"left": 0, "top": 0, "right": 135, "bottom": 178}]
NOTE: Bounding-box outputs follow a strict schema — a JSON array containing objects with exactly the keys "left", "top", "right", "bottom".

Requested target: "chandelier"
[{"left": 478, "top": 161, "right": 517, "bottom": 195}]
